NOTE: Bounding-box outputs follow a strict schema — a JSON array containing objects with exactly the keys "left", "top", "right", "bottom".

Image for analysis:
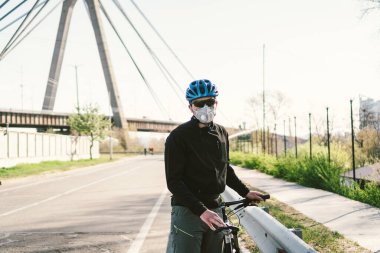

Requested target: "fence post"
[
  {"left": 326, "top": 107, "right": 331, "bottom": 164},
  {"left": 274, "top": 124, "right": 278, "bottom": 159},
  {"left": 309, "top": 113, "right": 312, "bottom": 160},
  {"left": 350, "top": 99, "right": 356, "bottom": 182},
  {"left": 294, "top": 116, "right": 298, "bottom": 158},
  {"left": 255, "top": 130, "right": 258, "bottom": 154},
  {"left": 283, "top": 120, "right": 287, "bottom": 156},
  {"left": 267, "top": 127, "right": 270, "bottom": 155}
]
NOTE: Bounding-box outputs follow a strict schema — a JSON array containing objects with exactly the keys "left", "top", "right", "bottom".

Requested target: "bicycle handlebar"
[
  {"left": 215, "top": 225, "right": 240, "bottom": 233},
  {"left": 222, "top": 194, "right": 270, "bottom": 208}
]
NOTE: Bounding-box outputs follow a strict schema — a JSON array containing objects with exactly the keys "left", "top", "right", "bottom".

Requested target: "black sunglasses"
[{"left": 192, "top": 99, "right": 216, "bottom": 108}]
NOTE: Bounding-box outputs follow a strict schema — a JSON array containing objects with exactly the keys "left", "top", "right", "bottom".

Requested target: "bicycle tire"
[
  {"left": 223, "top": 241, "right": 233, "bottom": 253},
  {"left": 231, "top": 236, "right": 240, "bottom": 253}
]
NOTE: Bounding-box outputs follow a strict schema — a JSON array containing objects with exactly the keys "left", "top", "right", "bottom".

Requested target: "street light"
[{"left": 70, "top": 64, "right": 83, "bottom": 111}]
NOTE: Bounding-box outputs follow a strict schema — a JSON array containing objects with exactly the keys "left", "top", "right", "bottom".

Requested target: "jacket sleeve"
[
  {"left": 224, "top": 131, "right": 250, "bottom": 197},
  {"left": 165, "top": 132, "right": 207, "bottom": 216}
]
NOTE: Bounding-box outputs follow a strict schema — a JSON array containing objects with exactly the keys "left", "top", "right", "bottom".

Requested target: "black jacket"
[{"left": 165, "top": 117, "right": 250, "bottom": 216}]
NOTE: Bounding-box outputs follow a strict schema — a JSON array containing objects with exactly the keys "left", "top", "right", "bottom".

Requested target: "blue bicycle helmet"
[{"left": 185, "top": 79, "right": 219, "bottom": 102}]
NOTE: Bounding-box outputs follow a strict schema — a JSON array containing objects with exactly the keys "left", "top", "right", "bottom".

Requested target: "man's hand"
[
  {"left": 245, "top": 191, "right": 266, "bottom": 203},
  {"left": 200, "top": 209, "right": 226, "bottom": 231}
]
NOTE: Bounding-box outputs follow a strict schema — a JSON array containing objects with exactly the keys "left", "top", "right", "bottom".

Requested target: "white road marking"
[
  {"left": 0, "top": 158, "right": 134, "bottom": 193},
  {"left": 0, "top": 166, "right": 140, "bottom": 217},
  {"left": 127, "top": 187, "right": 168, "bottom": 253}
]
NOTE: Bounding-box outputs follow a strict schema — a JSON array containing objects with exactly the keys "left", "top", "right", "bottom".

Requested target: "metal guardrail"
[{"left": 221, "top": 187, "right": 317, "bottom": 253}]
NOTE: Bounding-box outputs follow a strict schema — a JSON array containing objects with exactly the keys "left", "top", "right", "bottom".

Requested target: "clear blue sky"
[{"left": 1, "top": 0, "right": 380, "bottom": 136}]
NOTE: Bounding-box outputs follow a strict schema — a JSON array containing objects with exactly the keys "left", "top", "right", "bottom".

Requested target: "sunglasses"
[{"left": 192, "top": 99, "right": 216, "bottom": 108}]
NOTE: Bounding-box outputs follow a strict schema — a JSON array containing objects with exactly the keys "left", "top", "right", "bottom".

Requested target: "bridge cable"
[
  {"left": 129, "top": 0, "right": 195, "bottom": 80},
  {"left": 0, "top": 0, "right": 39, "bottom": 59},
  {"left": 0, "top": 0, "right": 10, "bottom": 9},
  {"left": 149, "top": 52, "right": 189, "bottom": 107},
  {"left": 1, "top": 0, "right": 49, "bottom": 58},
  {"left": 0, "top": 0, "right": 28, "bottom": 22},
  {"left": 0, "top": 0, "right": 48, "bottom": 33},
  {"left": 98, "top": 1, "right": 172, "bottom": 120},
  {"left": 112, "top": 0, "right": 185, "bottom": 97},
  {"left": 128, "top": 4, "right": 234, "bottom": 126},
  {"left": 113, "top": 0, "right": 234, "bottom": 126},
  {"left": 111, "top": 0, "right": 188, "bottom": 108},
  {"left": 0, "top": 0, "right": 62, "bottom": 60},
  {"left": 111, "top": 0, "right": 191, "bottom": 112}
]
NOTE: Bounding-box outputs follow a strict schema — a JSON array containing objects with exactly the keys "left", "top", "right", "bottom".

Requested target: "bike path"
[{"left": 233, "top": 165, "right": 380, "bottom": 253}]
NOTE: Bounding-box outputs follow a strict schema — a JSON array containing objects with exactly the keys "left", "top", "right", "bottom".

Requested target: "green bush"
[
  {"left": 230, "top": 151, "right": 380, "bottom": 208},
  {"left": 274, "top": 155, "right": 301, "bottom": 181}
]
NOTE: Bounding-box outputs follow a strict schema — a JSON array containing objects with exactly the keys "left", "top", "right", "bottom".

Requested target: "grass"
[
  {"left": 0, "top": 154, "right": 135, "bottom": 180},
  {"left": 229, "top": 186, "right": 371, "bottom": 253},
  {"left": 230, "top": 151, "right": 380, "bottom": 209}
]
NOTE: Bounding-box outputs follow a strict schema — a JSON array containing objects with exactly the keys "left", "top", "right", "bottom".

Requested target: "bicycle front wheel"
[{"left": 223, "top": 241, "right": 233, "bottom": 253}]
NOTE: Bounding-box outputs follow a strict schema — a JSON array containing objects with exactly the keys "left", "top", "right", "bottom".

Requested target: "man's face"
[{"left": 188, "top": 97, "right": 217, "bottom": 114}]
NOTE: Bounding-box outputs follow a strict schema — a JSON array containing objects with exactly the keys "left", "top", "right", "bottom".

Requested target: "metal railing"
[{"left": 221, "top": 187, "right": 317, "bottom": 253}]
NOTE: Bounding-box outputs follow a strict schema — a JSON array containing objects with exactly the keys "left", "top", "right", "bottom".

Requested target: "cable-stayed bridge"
[{"left": 0, "top": 0, "right": 199, "bottom": 132}]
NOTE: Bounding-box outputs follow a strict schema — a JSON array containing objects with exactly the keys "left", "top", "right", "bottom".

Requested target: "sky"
[{"left": 1, "top": 0, "right": 380, "bottom": 137}]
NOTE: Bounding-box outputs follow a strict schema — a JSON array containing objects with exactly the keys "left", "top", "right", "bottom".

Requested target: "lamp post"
[
  {"left": 70, "top": 64, "right": 82, "bottom": 111},
  {"left": 74, "top": 65, "right": 80, "bottom": 110}
]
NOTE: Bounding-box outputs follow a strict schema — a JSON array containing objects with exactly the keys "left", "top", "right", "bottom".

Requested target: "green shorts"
[{"left": 166, "top": 206, "right": 224, "bottom": 253}]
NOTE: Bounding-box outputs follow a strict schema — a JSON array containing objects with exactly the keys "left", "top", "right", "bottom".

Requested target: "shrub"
[{"left": 230, "top": 151, "right": 380, "bottom": 208}]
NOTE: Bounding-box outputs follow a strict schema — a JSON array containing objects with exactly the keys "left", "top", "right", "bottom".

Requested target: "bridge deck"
[{"left": 0, "top": 109, "right": 179, "bottom": 133}]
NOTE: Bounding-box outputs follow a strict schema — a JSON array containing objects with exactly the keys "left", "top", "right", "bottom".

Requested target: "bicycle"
[{"left": 216, "top": 194, "right": 270, "bottom": 253}]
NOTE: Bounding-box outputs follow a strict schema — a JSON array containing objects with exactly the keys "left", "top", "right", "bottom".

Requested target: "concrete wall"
[{"left": 0, "top": 129, "right": 99, "bottom": 168}]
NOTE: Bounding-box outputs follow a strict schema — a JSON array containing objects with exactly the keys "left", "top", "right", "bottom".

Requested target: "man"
[{"left": 165, "top": 79, "right": 265, "bottom": 253}]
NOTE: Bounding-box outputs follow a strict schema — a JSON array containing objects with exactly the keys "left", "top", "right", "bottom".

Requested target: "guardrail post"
[
  {"left": 289, "top": 228, "right": 303, "bottom": 239},
  {"left": 261, "top": 206, "right": 269, "bottom": 213}
]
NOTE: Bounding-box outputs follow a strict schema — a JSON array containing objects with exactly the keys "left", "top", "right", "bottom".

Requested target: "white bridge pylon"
[{"left": 42, "top": 0, "right": 127, "bottom": 129}]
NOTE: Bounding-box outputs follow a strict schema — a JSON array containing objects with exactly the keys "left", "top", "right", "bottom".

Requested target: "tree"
[
  {"left": 247, "top": 90, "right": 290, "bottom": 129},
  {"left": 67, "top": 105, "right": 111, "bottom": 159},
  {"left": 356, "top": 126, "right": 380, "bottom": 164}
]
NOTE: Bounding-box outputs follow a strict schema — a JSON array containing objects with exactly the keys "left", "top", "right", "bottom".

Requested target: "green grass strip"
[{"left": 0, "top": 154, "right": 134, "bottom": 179}]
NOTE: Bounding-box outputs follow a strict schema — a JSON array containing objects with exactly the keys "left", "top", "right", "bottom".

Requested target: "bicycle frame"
[{"left": 216, "top": 195, "right": 270, "bottom": 253}]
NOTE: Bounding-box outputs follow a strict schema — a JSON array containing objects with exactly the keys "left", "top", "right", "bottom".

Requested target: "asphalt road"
[{"left": 0, "top": 155, "right": 171, "bottom": 253}]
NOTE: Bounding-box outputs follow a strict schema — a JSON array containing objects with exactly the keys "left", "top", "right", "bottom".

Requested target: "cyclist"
[{"left": 165, "top": 79, "right": 266, "bottom": 253}]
